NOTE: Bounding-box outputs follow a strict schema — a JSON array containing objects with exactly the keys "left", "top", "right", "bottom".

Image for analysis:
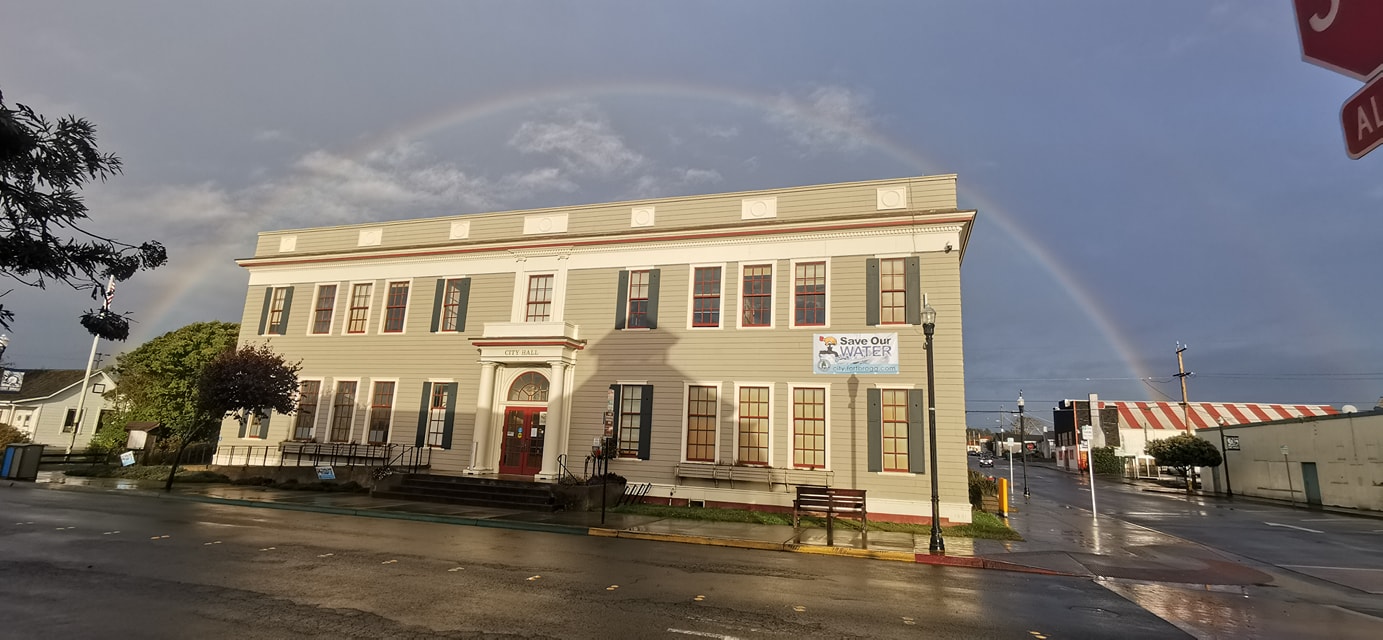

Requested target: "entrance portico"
[{"left": 467, "top": 322, "right": 585, "bottom": 479}]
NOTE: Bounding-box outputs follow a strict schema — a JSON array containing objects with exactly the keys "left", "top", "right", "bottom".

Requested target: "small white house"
[{"left": 0, "top": 369, "right": 115, "bottom": 450}]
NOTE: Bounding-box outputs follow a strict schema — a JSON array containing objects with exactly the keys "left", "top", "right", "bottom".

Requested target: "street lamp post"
[
  {"left": 1217, "top": 418, "right": 1233, "bottom": 497},
  {"left": 922, "top": 300, "right": 944, "bottom": 554},
  {"left": 1018, "top": 392, "right": 1029, "bottom": 498}
]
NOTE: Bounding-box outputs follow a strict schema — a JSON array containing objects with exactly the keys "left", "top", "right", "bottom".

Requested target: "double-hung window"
[
  {"left": 382, "top": 282, "right": 409, "bottom": 333},
  {"left": 259, "top": 286, "right": 294, "bottom": 335},
  {"left": 615, "top": 269, "right": 661, "bottom": 329},
  {"left": 367, "top": 381, "right": 395, "bottom": 444},
  {"left": 792, "top": 387, "right": 827, "bottom": 469},
  {"left": 691, "top": 267, "right": 722, "bottom": 328},
  {"left": 526, "top": 275, "right": 554, "bottom": 321},
  {"left": 740, "top": 265, "right": 773, "bottom": 328},
  {"left": 346, "top": 283, "right": 373, "bottom": 334},
  {"left": 736, "top": 386, "right": 770, "bottom": 465},
  {"left": 415, "top": 382, "right": 458, "bottom": 449},
  {"left": 610, "top": 384, "right": 653, "bottom": 460},
  {"left": 311, "top": 285, "right": 337, "bottom": 335},
  {"left": 866, "top": 257, "right": 921, "bottom": 326},
  {"left": 866, "top": 387, "right": 927, "bottom": 473},
  {"left": 793, "top": 261, "right": 826, "bottom": 327},
  {"left": 684, "top": 385, "right": 718, "bottom": 463},
  {"left": 293, "top": 380, "right": 321, "bottom": 440},
  {"left": 431, "top": 278, "right": 472, "bottom": 332},
  {"left": 329, "top": 381, "right": 358, "bottom": 442}
]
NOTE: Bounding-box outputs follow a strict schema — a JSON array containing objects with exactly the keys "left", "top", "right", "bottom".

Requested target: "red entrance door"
[{"left": 499, "top": 407, "right": 546, "bottom": 475}]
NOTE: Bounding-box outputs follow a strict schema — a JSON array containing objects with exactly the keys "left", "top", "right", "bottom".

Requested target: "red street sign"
[
  {"left": 1342, "top": 73, "right": 1383, "bottom": 159},
  {"left": 1293, "top": 0, "right": 1383, "bottom": 80}
]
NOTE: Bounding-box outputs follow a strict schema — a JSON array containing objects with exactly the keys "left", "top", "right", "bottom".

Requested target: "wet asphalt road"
[
  {"left": 976, "top": 456, "right": 1383, "bottom": 638},
  {"left": 1, "top": 484, "right": 1184, "bottom": 640}
]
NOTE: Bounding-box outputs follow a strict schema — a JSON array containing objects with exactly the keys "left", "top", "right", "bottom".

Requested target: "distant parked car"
[{"left": 968, "top": 450, "right": 979, "bottom": 456}]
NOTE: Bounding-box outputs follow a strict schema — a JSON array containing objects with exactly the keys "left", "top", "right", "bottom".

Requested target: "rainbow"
[{"left": 143, "top": 81, "right": 1156, "bottom": 391}]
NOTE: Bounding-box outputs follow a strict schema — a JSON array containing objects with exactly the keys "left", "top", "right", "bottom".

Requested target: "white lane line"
[
  {"left": 1265, "top": 522, "right": 1323, "bottom": 533},
  {"left": 668, "top": 630, "right": 743, "bottom": 640},
  {"left": 1299, "top": 518, "right": 1349, "bottom": 522}
]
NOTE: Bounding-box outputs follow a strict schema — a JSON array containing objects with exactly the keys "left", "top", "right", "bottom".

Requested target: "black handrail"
[{"left": 212, "top": 442, "right": 431, "bottom": 473}]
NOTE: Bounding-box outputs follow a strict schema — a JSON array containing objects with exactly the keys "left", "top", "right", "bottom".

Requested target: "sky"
[{"left": 2, "top": 1, "right": 1381, "bottom": 427}]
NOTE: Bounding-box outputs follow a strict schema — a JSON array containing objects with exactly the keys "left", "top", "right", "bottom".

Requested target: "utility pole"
[
  {"left": 1175, "top": 343, "right": 1194, "bottom": 435},
  {"left": 1018, "top": 390, "right": 1028, "bottom": 498}
]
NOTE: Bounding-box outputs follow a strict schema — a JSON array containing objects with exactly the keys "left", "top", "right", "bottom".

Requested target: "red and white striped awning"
[{"left": 1097, "top": 401, "right": 1337, "bottom": 431}]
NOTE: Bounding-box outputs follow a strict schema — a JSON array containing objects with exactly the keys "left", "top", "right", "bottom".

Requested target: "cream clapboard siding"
[
  {"left": 224, "top": 174, "right": 974, "bottom": 520},
  {"left": 252, "top": 175, "right": 958, "bottom": 259}
]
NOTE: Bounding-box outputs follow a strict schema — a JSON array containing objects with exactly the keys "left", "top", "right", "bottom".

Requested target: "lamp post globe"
[
  {"left": 922, "top": 301, "right": 944, "bottom": 553},
  {"left": 0, "top": 333, "right": 9, "bottom": 362}
]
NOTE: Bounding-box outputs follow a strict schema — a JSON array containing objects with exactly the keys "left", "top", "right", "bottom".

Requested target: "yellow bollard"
[{"left": 998, "top": 477, "right": 1009, "bottom": 517}]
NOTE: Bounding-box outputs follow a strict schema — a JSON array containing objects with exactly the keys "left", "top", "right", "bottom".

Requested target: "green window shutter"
[
  {"left": 430, "top": 279, "right": 446, "bottom": 332},
  {"left": 907, "top": 389, "right": 926, "bottom": 473},
  {"left": 237, "top": 416, "right": 248, "bottom": 438},
  {"left": 274, "top": 288, "right": 293, "bottom": 334},
  {"left": 453, "top": 279, "right": 471, "bottom": 332},
  {"left": 637, "top": 384, "right": 654, "bottom": 460},
  {"left": 646, "top": 269, "right": 661, "bottom": 330},
  {"left": 614, "top": 271, "right": 629, "bottom": 330},
  {"left": 257, "top": 289, "right": 273, "bottom": 335},
  {"left": 867, "top": 388, "right": 882, "bottom": 472},
  {"left": 905, "top": 256, "right": 922, "bottom": 325},
  {"left": 259, "top": 410, "right": 272, "bottom": 439},
  {"left": 440, "top": 383, "right": 458, "bottom": 449},
  {"left": 415, "top": 382, "right": 433, "bottom": 447},
  {"left": 865, "top": 258, "right": 880, "bottom": 326}
]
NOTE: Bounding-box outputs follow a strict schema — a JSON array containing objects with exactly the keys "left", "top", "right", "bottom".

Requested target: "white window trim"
[
  {"left": 735, "top": 262, "right": 776, "bottom": 330},
  {"left": 325, "top": 377, "right": 362, "bottom": 443},
  {"left": 787, "top": 383, "right": 831, "bottom": 471},
  {"left": 291, "top": 377, "right": 326, "bottom": 441},
  {"left": 679, "top": 381, "right": 722, "bottom": 464},
  {"left": 788, "top": 257, "right": 831, "bottom": 330},
  {"left": 731, "top": 382, "right": 775, "bottom": 466},
  {"left": 341, "top": 281, "right": 376, "bottom": 336},
  {"left": 366, "top": 378, "right": 401, "bottom": 444},
  {"left": 377, "top": 278, "right": 414, "bottom": 335},
  {"left": 511, "top": 269, "right": 568, "bottom": 323},
  {"left": 686, "top": 263, "right": 726, "bottom": 330},
  {"left": 306, "top": 283, "right": 341, "bottom": 337}
]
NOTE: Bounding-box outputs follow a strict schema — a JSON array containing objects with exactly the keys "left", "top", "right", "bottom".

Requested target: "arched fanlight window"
[{"left": 507, "top": 372, "right": 549, "bottom": 402}]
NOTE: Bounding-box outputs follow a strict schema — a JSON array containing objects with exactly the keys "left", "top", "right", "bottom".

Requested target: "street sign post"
[
  {"left": 1342, "top": 74, "right": 1383, "bottom": 158},
  {"left": 1293, "top": 0, "right": 1383, "bottom": 81}
]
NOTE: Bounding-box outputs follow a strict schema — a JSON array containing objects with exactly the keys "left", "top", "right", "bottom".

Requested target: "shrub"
[
  {"left": 0, "top": 422, "right": 31, "bottom": 447},
  {"left": 1091, "top": 446, "right": 1123, "bottom": 475},
  {"left": 968, "top": 469, "right": 998, "bottom": 509}
]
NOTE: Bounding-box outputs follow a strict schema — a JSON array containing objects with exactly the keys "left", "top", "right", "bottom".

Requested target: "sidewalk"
[{"left": 9, "top": 470, "right": 1217, "bottom": 579}]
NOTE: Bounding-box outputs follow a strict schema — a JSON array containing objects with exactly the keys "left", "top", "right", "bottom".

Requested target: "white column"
[
  {"left": 466, "top": 362, "right": 499, "bottom": 474},
  {"left": 537, "top": 360, "right": 568, "bottom": 479}
]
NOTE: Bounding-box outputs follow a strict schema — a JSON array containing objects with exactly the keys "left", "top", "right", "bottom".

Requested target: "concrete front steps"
[{"left": 374, "top": 473, "right": 559, "bottom": 511}]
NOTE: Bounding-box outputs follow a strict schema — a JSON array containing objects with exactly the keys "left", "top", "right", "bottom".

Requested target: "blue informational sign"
[
  {"left": 813, "top": 333, "right": 899, "bottom": 374},
  {"left": 315, "top": 466, "right": 336, "bottom": 480}
]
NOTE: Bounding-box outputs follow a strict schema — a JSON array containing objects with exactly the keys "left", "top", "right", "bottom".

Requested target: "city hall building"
[{"left": 215, "top": 174, "right": 976, "bottom": 524}]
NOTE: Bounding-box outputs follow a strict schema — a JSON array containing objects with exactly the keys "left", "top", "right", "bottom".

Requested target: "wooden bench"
[{"left": 792, "top": 485, "right": 867, "bottom": 545}]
